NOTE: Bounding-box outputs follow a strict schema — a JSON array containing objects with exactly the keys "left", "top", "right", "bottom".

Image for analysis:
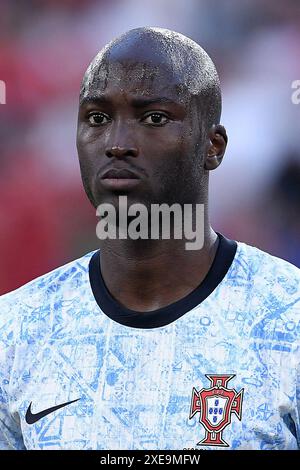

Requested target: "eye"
[
  {"left": 87, "top": 112, "right": 111, "bottom": 126},
  {"left": 142, "top": 112, "right": 169, "bottom": 126}
]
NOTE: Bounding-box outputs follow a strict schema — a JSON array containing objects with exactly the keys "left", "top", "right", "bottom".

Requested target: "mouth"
[
  {"left": 101, "top": 169, "right": 140, "bottom": 179},
  {"left": 100, "top": 168, "right": 142, "bottom": 191}
]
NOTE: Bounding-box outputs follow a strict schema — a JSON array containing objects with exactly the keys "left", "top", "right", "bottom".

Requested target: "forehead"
[{"left": 80, "top": 56, "right": 190, "bottom": 105}]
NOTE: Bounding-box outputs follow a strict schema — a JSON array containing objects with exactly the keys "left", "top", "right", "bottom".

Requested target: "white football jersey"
[{"left": 0, "top": 234, "right": 299, "bottom": 450}]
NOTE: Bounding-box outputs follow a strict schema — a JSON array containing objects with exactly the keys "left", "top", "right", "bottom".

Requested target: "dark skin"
[{"left": 77, "top": 32, "right": 227, "bottom": 312}]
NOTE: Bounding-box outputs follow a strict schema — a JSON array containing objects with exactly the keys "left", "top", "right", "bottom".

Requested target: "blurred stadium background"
[{"left": 0, "top": 0, "right": 299, "bottom": 294}]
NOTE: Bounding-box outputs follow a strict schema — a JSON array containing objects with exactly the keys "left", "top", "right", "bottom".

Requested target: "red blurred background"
[{"left": 0, "top": 0, "right": 299, "bottom": 294}]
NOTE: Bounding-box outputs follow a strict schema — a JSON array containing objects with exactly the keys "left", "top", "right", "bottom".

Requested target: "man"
[{"left": 0, "top": 27, "right": 299, "bottom": 450}]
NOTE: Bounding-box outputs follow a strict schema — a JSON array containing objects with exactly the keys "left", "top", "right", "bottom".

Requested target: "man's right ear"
[{"left": 204, "top": 124, "right": 228, "bottom": 171}]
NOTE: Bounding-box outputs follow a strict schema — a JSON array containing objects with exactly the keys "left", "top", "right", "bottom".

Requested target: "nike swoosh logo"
[{"left": 25, "top": 398, "right": 80, "bottom": 424}]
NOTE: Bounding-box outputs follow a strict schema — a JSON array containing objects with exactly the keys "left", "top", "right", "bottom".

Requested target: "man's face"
[{"left": 77, "top": 55, "right": 206, "bottom": 210}]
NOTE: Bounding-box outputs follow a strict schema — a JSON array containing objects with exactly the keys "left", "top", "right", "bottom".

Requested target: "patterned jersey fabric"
[{"left": 0, "top": 234, "right": 299, "bottom": 450}]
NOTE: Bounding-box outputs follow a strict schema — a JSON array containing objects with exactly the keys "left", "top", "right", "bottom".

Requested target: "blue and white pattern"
[{"left": 0, "top": 241, "right": 300, "bottom": 450}]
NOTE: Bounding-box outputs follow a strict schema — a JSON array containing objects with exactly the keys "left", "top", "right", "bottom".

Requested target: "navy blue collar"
[{"left": 89, "top": 233, "right": 237, "bottom": 329}]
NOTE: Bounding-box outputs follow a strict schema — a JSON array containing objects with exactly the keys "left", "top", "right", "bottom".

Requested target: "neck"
[{"left": 99, "top": 223, "right": 219, "bottom": 312}]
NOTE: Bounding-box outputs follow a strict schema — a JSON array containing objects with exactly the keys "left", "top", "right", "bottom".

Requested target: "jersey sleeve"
[
  {"left": 0, "top": 293, "right": 26, "bottom": 449},
  {"left": 295, "top": 362, "right": 300, "bottom": 448}
]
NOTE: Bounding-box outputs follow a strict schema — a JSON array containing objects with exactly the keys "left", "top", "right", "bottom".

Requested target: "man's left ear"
[{"left": 204, "top": 124, "right": 228, "bottom": 170}]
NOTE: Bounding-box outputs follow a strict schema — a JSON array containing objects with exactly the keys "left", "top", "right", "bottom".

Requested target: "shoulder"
[
  {"left": 232, "top": 240, "right": 300, "bottom": 327},
  {"left": 0, "top": 250, "right": 97, "bottom": 345},
  {"left": 235, "top": 240, "right": 300, "bottom": 291}
]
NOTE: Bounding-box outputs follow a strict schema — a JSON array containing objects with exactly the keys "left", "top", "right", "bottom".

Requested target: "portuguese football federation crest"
[{"left": 189, "top": 374, "right": 244, "bottom": 447}]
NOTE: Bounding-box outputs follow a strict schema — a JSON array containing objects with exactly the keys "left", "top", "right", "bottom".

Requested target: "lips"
[
  {"left": 99, "top": 167, "right": 142, "bottom": 191},
  {"left": 101, "top": 168, "right": 140, "bottom": 180}
]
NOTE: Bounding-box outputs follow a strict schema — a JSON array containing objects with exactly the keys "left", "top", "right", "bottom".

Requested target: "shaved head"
[{"left": 80, "top": 27, "right": 221, "bottom": 132}]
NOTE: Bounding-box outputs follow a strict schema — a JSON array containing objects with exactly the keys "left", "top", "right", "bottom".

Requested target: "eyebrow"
[
  {"left": 131, "top": 96, "right": 181, "bottom": 108},
  {"left": 80, "top": 95, "right": 109, "bottom": 106},
  {"left": 80, "top": 95, "right": 182, "bottom": 108}
]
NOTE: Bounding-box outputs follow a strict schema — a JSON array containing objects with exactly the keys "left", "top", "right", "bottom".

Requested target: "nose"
[
  {"left": 105, "top": 145, "right": 138, "bottom": 159},
  {"left": 105, "top": 121, "right": 139, "bottom": 159}
]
